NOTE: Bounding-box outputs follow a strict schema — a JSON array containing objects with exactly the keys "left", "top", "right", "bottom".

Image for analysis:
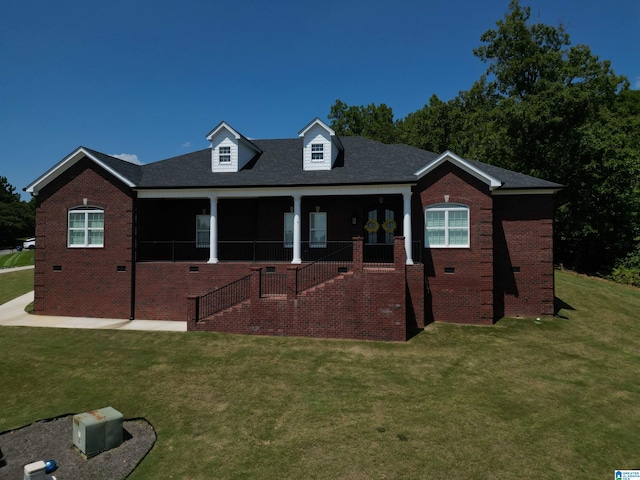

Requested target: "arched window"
[
  {"left": 425, "top": 204, "right": 469, "bottom": 248},
  {"left": 68, "top": 207, "right": 104, "bottom": 247}
]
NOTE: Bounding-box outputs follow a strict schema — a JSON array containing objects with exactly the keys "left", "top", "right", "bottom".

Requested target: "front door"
[{"left": 363, "top": 207, "right": 398, "bottom": 263}]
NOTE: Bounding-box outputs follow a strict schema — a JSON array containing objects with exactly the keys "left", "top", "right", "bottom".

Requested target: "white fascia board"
[
  {"left": 298, "top": 118, "right": 336, "bottom": 137},
  {"left": 206, "top": 121, "right": 261, "bottom": 153},
  {"left": 206, "top": 121, "right": 237, "bottom": 141},
  {"left": 492, "top": 188, "right": 561, "bottom": 196},
  {"left": 24, "top": 147, "right": 136, "bottom": 194},
  {"left": 299, "top": 118, "right": 343, "bottom": 152},
  {"left": 135, "top": 183, "right": 414, "bottom": 199},
  {"left": 414, "top": 150, "right": 502, "bottom": 189}
]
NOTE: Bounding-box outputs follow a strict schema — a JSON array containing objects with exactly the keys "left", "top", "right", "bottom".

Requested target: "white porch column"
[
  {"left": 292, "top": 195, "right": 302, "bottom": 264},
  {"left": 403, "top": 191, "right": 414, "bottom": 265},
  {"left": 208, "top": 195, "right": 219, "bottom": 264}
]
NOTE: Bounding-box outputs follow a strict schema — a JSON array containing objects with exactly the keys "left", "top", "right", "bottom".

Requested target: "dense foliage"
[
  {"left": 328, "top": 0, "right": 640, "bottom": 277},
  {"left": 0, "top": 177, "right": 35, "bottom": 248}
]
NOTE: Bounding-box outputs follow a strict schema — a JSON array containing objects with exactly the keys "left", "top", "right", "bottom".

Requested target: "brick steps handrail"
[
  {"left": 295, "top": 242, "right": 354, "bottom": 293},
  {"left": 195, "top": 274, "right": 252, "bottom": 321}
]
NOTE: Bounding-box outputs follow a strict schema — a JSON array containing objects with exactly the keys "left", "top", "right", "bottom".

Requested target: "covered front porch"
[{"left": 134, "top": 186, "right": 420, "bottom": 265}]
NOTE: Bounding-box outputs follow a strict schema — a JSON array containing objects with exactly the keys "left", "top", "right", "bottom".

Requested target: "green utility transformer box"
[{"left": 72, "top": 406, "right": 123, "bottom": 458}]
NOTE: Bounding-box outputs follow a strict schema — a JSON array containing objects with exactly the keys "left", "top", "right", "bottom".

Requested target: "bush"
[{"left": 610, "top": 266, "right": 640, "bottom": 287}]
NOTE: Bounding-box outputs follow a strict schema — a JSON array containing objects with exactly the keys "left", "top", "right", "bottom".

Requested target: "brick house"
[{"left": 24, "top": 118, "right": 561, "bottom": 341}]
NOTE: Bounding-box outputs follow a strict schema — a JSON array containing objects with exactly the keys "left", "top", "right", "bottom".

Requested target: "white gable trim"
[
  {"left": 205, "top": 121, "right": 262, "bottom": 154},
  {"left": 24, "top": 147, "right": 136, "bottom": 195},
  {"left": 298, "top": 117, "right": 335, "bottom": 137},
  {"left": 298, "top": 117, "right": 344, "bottom": 151},
  {"left": 414, "top": 150, "right": 502, "bottom": 190},
  {"left": 298, "top": 118, "right": 344, "bottom": 171}
]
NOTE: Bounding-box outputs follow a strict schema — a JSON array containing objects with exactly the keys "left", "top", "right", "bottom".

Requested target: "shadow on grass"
[{"left": 554, "top": 296, "right": 574, "bottom": 319}]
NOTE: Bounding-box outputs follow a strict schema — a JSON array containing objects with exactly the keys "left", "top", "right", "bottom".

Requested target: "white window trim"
[
  {"left": 219, "top": 146, "right": 231, "bottom": 163},
  {"left": 311, "top": 143, "right": 324, "bottom": 161},
  {"left": 196, "top": 214, "right": 210, "bottom": 248},
  {"left": 68, "top": 208, "right": 104, "bottom": 248},
  {"left": 309, "top": 211, "right": 327, "bottom": 248},
  {"left": 284, "top": 212, "right": 294, "bottom": 248},
  {"left": 425, "top": 204, "right": 469, "bottom": 248}
]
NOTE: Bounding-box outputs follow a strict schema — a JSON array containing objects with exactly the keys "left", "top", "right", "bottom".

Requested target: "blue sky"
[{"left": 1, "top": 0, "right": 638, "bottom": 199}]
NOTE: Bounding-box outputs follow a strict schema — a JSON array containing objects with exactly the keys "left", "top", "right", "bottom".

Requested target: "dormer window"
[
  {"left": 219, "top": 146, "right": 231, "bottom": 163},
  {"left": 311, "top": 144, "right": 324, "bottom": 161},
  {"left": 206, "top": 121, "right": 263, "bottom": 173},
  {"left": 298, "top": 118, "right": 343, "bottom": 171}
]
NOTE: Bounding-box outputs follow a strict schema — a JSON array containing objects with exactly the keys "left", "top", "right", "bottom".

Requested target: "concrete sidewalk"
[{"left": 0, "top": 291, "right": 187, "bottom": 332}]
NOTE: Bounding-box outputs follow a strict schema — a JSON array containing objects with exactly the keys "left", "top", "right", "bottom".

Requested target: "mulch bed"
[{"left": 0, "top": 415, "right": 156, "bottom": 479}]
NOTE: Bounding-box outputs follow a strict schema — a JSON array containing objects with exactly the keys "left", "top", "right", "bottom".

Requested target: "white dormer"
[
  {"left": 206, "top": 121, "right": 262, "bottom": 173},
  {"left": 298, "top": 118, "right": 343, "bottom": 171}
]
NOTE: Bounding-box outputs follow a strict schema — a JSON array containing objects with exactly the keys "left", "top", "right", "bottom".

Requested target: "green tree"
[
  {"left": 0, "top": 177, "right": 35, "bottom": 248},
  {"left": 328, "top": 100, "right": 397, "bottom": 143},
  {"left": 470, "top": 0, "right": 639, "bottom": 272},
  {"left": 326, "top": 1, "right": 640, "bottom": 274},
  {"left": 397, "top": 95, "right": 463, "bottom": 153}
]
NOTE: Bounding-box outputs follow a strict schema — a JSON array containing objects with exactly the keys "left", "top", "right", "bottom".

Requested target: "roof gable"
[
  {"left": 298, "top": 118, "right": 344, "bottom": 171},
  {"left": 24, "top": 147, "right": 139, "bottom": 195},
  {"left": 206, "top": 121, "right": 262, "bottom": 173},
  {"left": 205, "top": 121, "right": 263, "bottom": 152},
  {"left": 413, "top": 150, "right": 503, "bottom": 190}
]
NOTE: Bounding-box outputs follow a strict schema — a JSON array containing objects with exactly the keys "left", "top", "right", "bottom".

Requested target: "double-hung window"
[
  {"left": 309, "top": 212, "right": 327, "bottom": 248},
  {"left": 284, "top": 213, "right": 294, "bottom": 248},
  {"left": 311, "top": 143, "right": 324, "bottom": 160},
  {"left": 196, "top": 215, "right": 210, "bottom": 248},
  {"left": 219, "top": 146, "right": 231, "bottom": 163},
  {"left": 68, "top": 208, "right": 104, "bottom": 247},
  {"left": 425, "top": 204, "right": 469, "bottom": 248}
]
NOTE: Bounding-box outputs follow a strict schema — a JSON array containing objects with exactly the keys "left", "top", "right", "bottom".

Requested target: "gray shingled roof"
[{"left": 85, "top": 136, "right": 562, "bottom": 191}]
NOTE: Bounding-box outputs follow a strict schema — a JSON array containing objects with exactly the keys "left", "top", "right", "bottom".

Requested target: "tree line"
[
  {"left": 328, "top": 0, "right": 640, "bottom": 282},
  {"left": 0, "top": 176, "right": 35, "bottom": 249}
]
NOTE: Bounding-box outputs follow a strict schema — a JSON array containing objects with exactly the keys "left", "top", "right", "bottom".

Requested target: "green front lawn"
[
  {"left": 0, "top": 250, "right": 34, "bottom": 269},
  {"left": 0, "top": 268, "right": 34, "bottom": 305},
  {"left": 0, "top": 270, "right": 639, "bottom": 479}
]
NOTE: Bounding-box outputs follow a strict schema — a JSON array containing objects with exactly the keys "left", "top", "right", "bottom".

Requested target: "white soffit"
[
  {"left": 413, "top": 150, "right": 502, "bottom": 189},
  {"left": 24, "top": 147, "right": 136, "bottom": 194},
  {"left": 135, "top": 183, "right": 414, "bottom": 199}
]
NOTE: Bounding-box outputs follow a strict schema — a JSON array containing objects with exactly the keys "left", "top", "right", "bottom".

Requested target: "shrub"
[{"left": 610, "top": 266, "right": 640, "bottom": 287}]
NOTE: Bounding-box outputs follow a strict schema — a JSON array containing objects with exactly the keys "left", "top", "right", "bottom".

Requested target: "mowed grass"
[
  {"left": 1, "top": 270, "right": 639, "bottom": 479},
  {"left": 0, "top": 250, "right": 34, "bottom": 269},
  {"left": 0, "top": 268, "right": 34, "bottom": 305}
]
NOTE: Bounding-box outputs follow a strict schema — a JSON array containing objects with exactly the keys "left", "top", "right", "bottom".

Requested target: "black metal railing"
[
  {"left": 363, "top": 243, "right": 394, "bottom": 266},
  {"left": 138, "top": 240, "right": 354, "bottom": 263},
  {"left": 362, "top": 241, "right": 423, "bottom": 266},
  {"left": 138, "top": 241, "right": 210, "bottom": 262},
  {"left": 296, "top": 244, "right": 353, "bottom": 293},
  {"left": 196, "top": 274, "right": 251, "bottom": 320},
  {"left": 261, "top": 272, "right": 287, "bottom": 297},
  {"left": 218, "top": 241, "right": 291, "bottom": 262}
]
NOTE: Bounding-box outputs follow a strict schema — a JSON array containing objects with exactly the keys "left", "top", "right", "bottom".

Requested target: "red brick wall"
[
  {"left": 416, "top": 164, "right": 494, "bottom": 324},
  {"left": 135, "top": 262, "right": 279, "bottom": 320},
  {"left": 188, "top": 266, "right": 408, "bottom": 342},
  {"left": 32, "top": 154, "right": 555, "bottom": 334},
  {"left": 34, "top": 158, "right": 134, "bottom": 318},
  {"left": 406, "top": 264, "right": 425, "bottom": 332},
  {"left": 493, "top": 194, "right": 555, "bottom": 317}
]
